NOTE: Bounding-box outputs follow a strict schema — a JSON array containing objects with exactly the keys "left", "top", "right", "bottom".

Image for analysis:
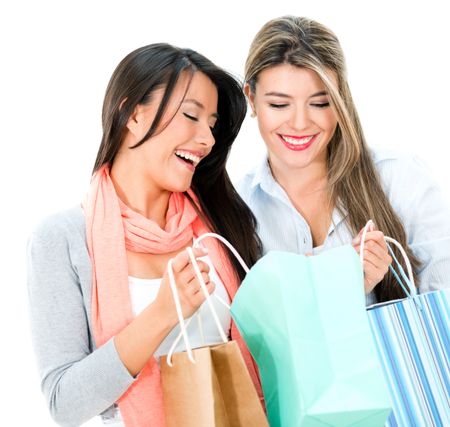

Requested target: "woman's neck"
[
  {"left": 268, "top": 155, "right": 328, "bottom": 199},
  {"left": 110, "top": 160, "right": 170, "bottom": 228},
  {"left": 268, "top": 155, "right": 332, "bottom": 247}
]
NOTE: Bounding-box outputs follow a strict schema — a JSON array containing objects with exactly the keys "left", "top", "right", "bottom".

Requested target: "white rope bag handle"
[{"left": 166, "top": 233, "right": 249, "bottom": 366}]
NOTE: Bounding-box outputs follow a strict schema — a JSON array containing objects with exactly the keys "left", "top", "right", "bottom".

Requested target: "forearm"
[
  {"left": 114, "top": 300, "right": 177, "bottom": 377},
  {"left": 40, "top": 338, "right": 134, "bottom": 426}
]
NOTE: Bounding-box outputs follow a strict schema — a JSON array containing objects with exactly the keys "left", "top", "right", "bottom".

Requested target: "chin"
[{"left": 167, "top": 180, "right": 192, "bottom": 193}]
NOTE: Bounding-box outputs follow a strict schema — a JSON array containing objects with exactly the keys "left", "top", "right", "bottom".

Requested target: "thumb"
[{"left": 352, "top": 228, "right": 364, "bottom": 245}]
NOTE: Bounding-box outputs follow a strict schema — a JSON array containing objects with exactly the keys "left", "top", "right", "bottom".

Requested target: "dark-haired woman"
[
  {"left": 238, "top": 16, "right": 450, "bottom": 304},
  {"left": 27, "top": 43, "right": 263, "bottom": 426}
]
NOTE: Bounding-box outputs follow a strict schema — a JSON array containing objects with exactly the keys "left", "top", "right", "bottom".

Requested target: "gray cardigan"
[{"left": 27, "top": 206, "right": 135, "bottom": 426}]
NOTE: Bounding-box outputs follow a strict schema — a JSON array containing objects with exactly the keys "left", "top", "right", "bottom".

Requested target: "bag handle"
[
  {"left": 193, "top": 232, "right": 250, "bottom": 273},
  {"left": 359, "top": 220, "right": 417, "bottom": 298},
  {"left": 166, "top": 233, "right": 247, "bottom": 366},
  {"left": 166, "top": 256, "right": 196, "bottom": 364}
]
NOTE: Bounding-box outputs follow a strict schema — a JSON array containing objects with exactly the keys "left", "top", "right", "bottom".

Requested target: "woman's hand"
[
  {"left": 155, "top": 247, "right": 215, "bottom": 326},
  {"left": 115, "top": 247, "right": 214, "bottom": 377},
  {"left": 352, "top": 224, "right": 392, "bottom": 294}
]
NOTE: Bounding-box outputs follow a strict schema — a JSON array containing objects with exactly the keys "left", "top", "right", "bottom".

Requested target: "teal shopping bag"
[{"left": 230, "top": 245, "right": 392, "bottom": 427}]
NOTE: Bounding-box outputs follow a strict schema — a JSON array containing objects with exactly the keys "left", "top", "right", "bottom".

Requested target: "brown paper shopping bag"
[
  {"left": 160, "top": 242, "right": 268, "bottom": 427},
  {"left": 160, "top": 341, "right": 267, "bottom": 427}
]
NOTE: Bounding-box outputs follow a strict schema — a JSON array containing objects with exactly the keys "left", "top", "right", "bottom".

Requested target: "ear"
[
  {"left": 125, "top": 103, "right": 146, "bottom": 137},
  {"left": 244, "top": 83, "right": 257, "bottom": 116}
]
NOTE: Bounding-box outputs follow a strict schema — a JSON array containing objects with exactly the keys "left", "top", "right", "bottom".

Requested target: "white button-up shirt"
[{"left": 237, "top": 148, "right": 450, "bottom": 302}]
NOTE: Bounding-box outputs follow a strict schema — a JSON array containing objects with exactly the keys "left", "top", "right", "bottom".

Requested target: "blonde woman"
[{"left": 238, "top": 16, "right": 450, "bottom": 303}]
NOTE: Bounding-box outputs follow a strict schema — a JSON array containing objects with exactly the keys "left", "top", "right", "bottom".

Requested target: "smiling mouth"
[
  {"left": 174, "top": 150, "right": 201, "bottom": 167},
  {"left": 278, "top": 133, "right": 318, "bottom": 151}
]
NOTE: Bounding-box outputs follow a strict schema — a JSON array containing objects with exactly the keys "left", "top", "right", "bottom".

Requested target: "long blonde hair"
[{"left": 245, "top": 16, "right": 420, "bottom": 301}]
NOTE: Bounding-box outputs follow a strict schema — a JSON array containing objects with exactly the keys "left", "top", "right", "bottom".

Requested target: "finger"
[
  {"left": 353, "top": 244, "right": 381, "bottom": 259},
  {"left": 177, "top": 260, "right": 210, "bottom": 286},
  {"left": 352, "top": 229, "right": 364, "bottom": 245},
  {"left": 191, "top": 281, "right": 216, "bottom": 306},
  {"left": 170, "top": 247, "right": 209, "bottom": 273},
  {"left": 180, "top": 260, "right": 210, "bottom": 277},
  {"left": 354, "top": 232, "right": 388, "bottom": 253},
  {"left": 352, "top": 224, "right": 380, "bottom": 246},
  {"left": 358, "top": 247, "right": 392, "bottom": 271},
  {"left": 363, "top": 260, "right": 386, "bottom": 284},
  {"left": 356, "top": 241, "right": 388, "bottom": 262},
  {"left": 193, "top": 260, "right": 210, "bottom": 274},
  {"left": 367, "top": 238, "right": 389, "bottom": 259},
  {"left": 362, "top": 249, "right": 391, "bottom": 273},
  {"left": 364, "top": 231, "right": 387, "bottom": 248},
  {"left": 186, "top": 272, "right": 211, "bottom": 293},
  {"left": 363, "top": 259, "right": 385, "bottom": 282}
]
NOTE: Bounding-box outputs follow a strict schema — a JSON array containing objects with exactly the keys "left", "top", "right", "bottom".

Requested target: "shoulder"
[
  {"left": 368, "top": 148, "right": 447, "bottom": 225},
  {"left": 370, "top": 147, "right": 436, "bottom": 191},
  {"left": 371, "top": 147, "right": 432, "bottom": 177},
  {"left": 236, "top": 171, "right": 255, "bottom": 201},
  {"left": 235, "top": 157, "right": 268, "bottom": 202},
  {"left": 29, "top": 205, "right": 86, "bottom": 252},
  {"left": 27, "top": 206, "right": 89, "bottom": 294}
]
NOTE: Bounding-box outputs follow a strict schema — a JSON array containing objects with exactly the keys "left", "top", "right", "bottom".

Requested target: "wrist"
[{"left": 146, "top": 298, "right": 178, "bottom": 333}]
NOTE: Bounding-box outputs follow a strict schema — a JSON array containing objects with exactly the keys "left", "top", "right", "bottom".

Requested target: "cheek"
[
  {"left": 316, "top": 110, "right": 338, "bottom": 133},
  {"left": 163, "top": 116, "right": 185, "bottom": 138},
  {"left": 148, "top": 118, "right": 192, "bottom": 156},
  {"left": 257, "top": 108, "right": 284, "bottom": 136},
  {"left": 142, "top": 139, "right": 164, "bottom": 163}
]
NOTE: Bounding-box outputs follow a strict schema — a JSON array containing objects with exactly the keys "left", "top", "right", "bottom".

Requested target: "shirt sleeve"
[
  {"left": 378, "top": 155, "right": 450, "bottom": 293},
  {"left": 27, "top": 215, "right": 135, "bottom": 426}
]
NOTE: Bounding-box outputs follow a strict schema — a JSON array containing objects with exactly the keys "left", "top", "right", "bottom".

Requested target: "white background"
[{"left": 1, "top": 0, "right": 449, "bottom": 425}]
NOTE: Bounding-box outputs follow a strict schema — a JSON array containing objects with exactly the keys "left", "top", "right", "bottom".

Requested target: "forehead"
[
  {"left": 256, "top": 64, "right": 336, "bottom": 96},
  {"left": 181, "top": 71, "right": 218, "bottom": 109}
]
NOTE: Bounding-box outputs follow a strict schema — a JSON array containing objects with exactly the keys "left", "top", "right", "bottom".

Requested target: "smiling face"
[
  {"left": 247, "top": 64, "right": 338, "bottom": 176},
  {"left": 120, "top": 71, "right": 218, "bottom": 194}
]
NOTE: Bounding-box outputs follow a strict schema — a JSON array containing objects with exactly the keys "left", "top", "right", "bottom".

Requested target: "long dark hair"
[{"left": 94, "top": 43, "right": 261, "bottom": 279}]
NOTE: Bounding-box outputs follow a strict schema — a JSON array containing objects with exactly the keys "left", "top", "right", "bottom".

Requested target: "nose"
[
  {"left": 195, "top": 122, "right": 215, "bottom": 148},
  {"left": 289, "top": 106, "right": 310, "bottom": 131}
]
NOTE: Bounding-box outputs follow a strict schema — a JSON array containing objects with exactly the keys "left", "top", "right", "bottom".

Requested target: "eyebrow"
[
  {"left": 183, "top": 98, "right": 219, "bottom": 118},
  {"left": 264, "top": 90, "right": 328, "bottom": 99}
]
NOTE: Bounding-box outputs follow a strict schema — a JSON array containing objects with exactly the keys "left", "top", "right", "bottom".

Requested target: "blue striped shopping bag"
[{"left": 365, "top": 237, "right": 450, "bottom": 426}]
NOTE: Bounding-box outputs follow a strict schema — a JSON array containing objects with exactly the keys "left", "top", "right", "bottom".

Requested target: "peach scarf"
[{"left": 83, "top": 164, "right": 262, "bottom": 427}]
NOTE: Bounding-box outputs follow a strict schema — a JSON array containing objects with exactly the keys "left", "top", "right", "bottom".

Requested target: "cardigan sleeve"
[{"left": 27, "top": 213, "right": 135, "bottom": 426}]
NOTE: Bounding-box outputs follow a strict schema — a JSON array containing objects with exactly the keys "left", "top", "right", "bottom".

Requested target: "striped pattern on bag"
[{"left": 367, "top": 289, "right": 450, "bottom": 427}]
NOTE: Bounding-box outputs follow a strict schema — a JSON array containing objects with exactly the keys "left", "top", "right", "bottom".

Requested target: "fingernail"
[{"left": 352, "top": 237, "right": 360, "bottom": 245}]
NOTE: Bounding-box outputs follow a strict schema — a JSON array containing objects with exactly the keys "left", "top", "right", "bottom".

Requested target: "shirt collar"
[
  {"left": 250, "top": 155, "right": 349, "bottom": 231},
  {"left": 250, "top": 157, "right": 295, "bottom": 207},
  {"left": 329, "top": 206, "right": 348, "bottom": 234},
  {"left": 250, "top": 156, "right": 272, "bottom": 189}
]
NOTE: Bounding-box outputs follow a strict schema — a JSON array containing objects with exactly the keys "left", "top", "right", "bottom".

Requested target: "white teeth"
[
  {"left": 175, "top": 150, "right": 201, "bottom": 166},
  {"left": 281, "top": 135, "right": 314, "bottom": 145}
]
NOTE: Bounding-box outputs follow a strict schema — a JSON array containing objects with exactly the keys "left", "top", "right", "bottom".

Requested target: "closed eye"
[
  {"left": 269, "top": 103, "right": 288, "bottom": 109},
  {"left": 310, "top": 102, "right": 330, "bottom": 109},
  {"left": 183, "top": 113, "right": 198, "bottom": 122}
]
